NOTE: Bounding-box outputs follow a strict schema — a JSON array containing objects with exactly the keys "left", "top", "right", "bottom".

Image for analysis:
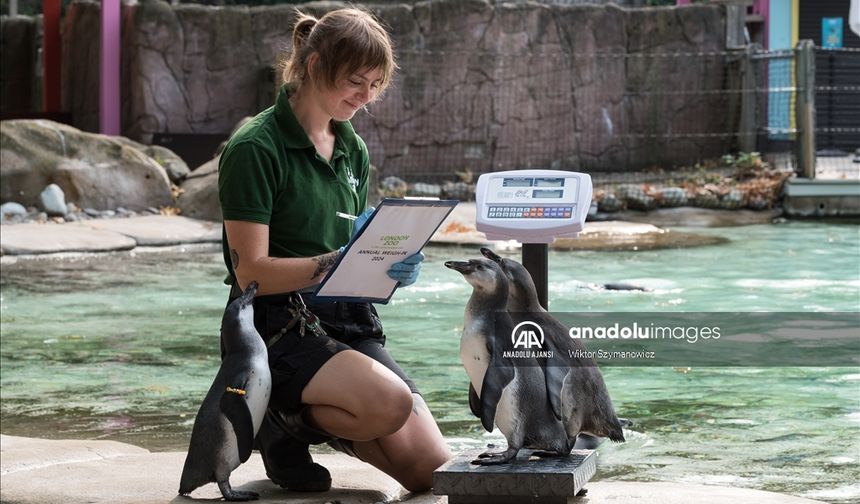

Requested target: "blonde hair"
[{"left": 281, "top": 7, "right": 396, "bottom": 99}]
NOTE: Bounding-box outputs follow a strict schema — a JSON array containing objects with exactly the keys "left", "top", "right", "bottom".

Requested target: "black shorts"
[{"left": 229, "top": 291, "right": 419, "bottom": 412}]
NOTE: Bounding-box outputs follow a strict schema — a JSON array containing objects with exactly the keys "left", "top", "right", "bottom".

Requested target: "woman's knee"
[{"left": 358, "top": 381, "right": 413, "bottom": 440}]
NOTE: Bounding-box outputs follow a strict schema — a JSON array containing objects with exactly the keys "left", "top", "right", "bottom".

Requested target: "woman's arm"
[{"left": 225, "top": 219, "right": 339, "bottom": 296}]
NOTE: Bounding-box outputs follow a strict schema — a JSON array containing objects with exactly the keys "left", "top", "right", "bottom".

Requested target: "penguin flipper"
[
  {"left": 540, "top": 338, "right": 566, "bottom": 421},
  {"left": 468, "top": 383, "right": 481, "bottom": 419},
  {"left": 220, "top": 389, "right": 254, "bottom": 463},
  {"left": 479, "top": 362, "right": 515, "bottom": 432}
]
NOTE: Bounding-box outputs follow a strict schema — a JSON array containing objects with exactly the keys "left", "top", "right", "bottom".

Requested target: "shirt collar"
[{"left": 274, "top": 84, "right": 360, "bottom": 154}]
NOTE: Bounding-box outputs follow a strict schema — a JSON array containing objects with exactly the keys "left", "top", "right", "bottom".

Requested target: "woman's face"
[{"left": 317, "top": 66, "right": 384, "bottom": 121}]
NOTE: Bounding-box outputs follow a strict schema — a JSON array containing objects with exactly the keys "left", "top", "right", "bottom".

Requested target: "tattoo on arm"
[
  {"left": 311, "top": 252, "right": 339, "bottom": 279},
  {"left": 230, "top": 249, "right": 239, "bottom": 270}
]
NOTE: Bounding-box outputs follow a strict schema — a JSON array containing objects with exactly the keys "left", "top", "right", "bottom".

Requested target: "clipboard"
[{"left": 313, "top": 198, "right": 458, "bottom": 304}]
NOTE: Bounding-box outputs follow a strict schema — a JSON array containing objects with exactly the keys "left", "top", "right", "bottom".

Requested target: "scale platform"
[{"left": 433, "top": 447, "right": 597, "bottom": 504}]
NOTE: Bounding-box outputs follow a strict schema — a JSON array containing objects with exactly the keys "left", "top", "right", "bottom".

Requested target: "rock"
[
  {"left": 410, "top": 182, "right": 441, "bottom": 197},
  {"left": 74, "top": 215, "right": 220, "bottom": 246},
  {"left": 0, "top": 202, "right": 28, "bottom": 221},
  {"left": 598, "top": 191, "right": 624, "bottom": 212},
  {"left": 691, "top": 190, "right": 720, "bottom": 209},
  {"left": 176, "top": 169, "right": 221, "bottom": 221},
  {"left": 184, "top": 156, "right": 218, "bottom": 181},
  {"left": 0, "top": 120, "right": 174, "bottom": 211},
  {"left": 83, "top": 208, "right": 100, "bottom": 217},
  {"left": 442, "top": 181, "right": 473, "bottom": 201},
  {"left": 719, "top": 188, "right": 744, "bottom": 209},
  {"left": 747, "top": 195, "right": 770, "bottom": 210},
  {"left": 381, "top": 176, "right": 408, "bottom": 197},
  {"left": 0, "top": 223, "right": 137, "bottom": 254},
  {"left": 656, "top": 187, "right": 688, "bottom": 208},
  {"left": 617, "top": 184, "right": 656, "bottom": 211},
  {"left": 38, "top": 183, "right": 68, "bottom": 216},
  {"left": 140, "top": 144, "right": 190, "bottom": 184},
  {"left": 553, "top": 221, "right": 729, "bottom": 251}
]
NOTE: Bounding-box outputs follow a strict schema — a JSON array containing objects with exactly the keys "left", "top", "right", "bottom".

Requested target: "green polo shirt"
[{"left": 219, "top": 85, "right": 369, "bottom": 283}]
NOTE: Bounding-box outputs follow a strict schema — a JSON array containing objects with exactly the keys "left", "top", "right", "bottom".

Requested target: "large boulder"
[
  {"left": 176, "top": 156, "right": 220, "bottom": 221},
  {"left": 0, "top": 119, "right": 175, "bottom": 211}
]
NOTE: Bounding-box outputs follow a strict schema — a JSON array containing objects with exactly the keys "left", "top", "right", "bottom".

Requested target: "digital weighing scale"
[
  {"left": 475, "top": 169, "right": 593, "bottom": 308},
  {"left": 475, "top": 170, "right": 592, "bottom": 243}
]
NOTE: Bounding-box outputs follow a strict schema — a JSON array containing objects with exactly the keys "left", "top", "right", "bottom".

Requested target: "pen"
[{"left": 336, "top": 211, "right": 357, "bottom": 221}]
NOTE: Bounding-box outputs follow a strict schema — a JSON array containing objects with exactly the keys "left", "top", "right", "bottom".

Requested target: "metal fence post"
[
  {"left": 739, "top": 44, "right": 759, "bottom": 153},
  {"left": 795, "top": 40, "right": 816, "bottom": 178}
]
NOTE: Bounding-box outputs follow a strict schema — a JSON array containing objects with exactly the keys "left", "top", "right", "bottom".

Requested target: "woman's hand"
[{"left": 387, "top": 252, "right": 424, "bottom": 288}]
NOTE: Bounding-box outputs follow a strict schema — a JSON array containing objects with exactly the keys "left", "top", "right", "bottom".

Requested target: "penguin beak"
[
  {"left": 239, "top": 281, "right": 258, "bottom": 304},
  {"left": 480, "top": 247, "right": 502, "bottom": 263},
  {"left": 444, "top": 260, "right": 475, "bottom": 274}
]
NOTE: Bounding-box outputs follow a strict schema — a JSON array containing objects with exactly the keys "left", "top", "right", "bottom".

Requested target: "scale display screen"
[
  {"left": 534, "top": 178, "right": 564, "bottom": 187},
  {"left": 502, "top": 178, "right": 533, "bottom": 187},
  {"left": 532, "top": 189, "right": 564, "bottom": 199},
  {"left": 476, "top": 170, "right": 593, "bottom": 243}
]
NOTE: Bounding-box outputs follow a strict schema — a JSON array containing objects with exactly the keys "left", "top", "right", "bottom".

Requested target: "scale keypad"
[{"left": 487, "top": 206, "right": 573, "bottom": 219}]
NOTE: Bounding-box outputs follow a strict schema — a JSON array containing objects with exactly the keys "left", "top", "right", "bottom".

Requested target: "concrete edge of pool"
[
  {"left": 0, "top": 435, "right": 826, "bottom": 504},
  {"left": 0, "top": 204, "right": 779, "bottom": 256}
]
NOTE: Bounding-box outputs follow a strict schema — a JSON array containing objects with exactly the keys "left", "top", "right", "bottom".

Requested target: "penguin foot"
[
  {"left": 472, "top": 447, "right": 519, "bottom": 465},
  {"left": 217, "top": 480, "right": 259, "bottom": 501}
]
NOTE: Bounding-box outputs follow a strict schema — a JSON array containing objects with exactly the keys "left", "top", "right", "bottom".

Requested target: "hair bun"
[{"left": 292, "top": 14, "right": 317, "bottom": 47}]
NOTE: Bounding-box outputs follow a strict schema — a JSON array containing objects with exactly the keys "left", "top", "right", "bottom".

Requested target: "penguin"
[
  {"left": 479, "top": 247, "right": 626, "bottom": 448},
  {"left": 179, "top": 281, "right": 271, "bottom": 501},
  {"left": 602, "top": 282, "right": 651, "bottom": 292},
  {"left": 445, "top": 258, "right": 570, "bottom": 465}
]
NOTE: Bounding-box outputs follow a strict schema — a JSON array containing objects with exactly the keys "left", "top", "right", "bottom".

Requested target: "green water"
[{"left": 1, "top": 221, "right": 858, "bottom": 502}]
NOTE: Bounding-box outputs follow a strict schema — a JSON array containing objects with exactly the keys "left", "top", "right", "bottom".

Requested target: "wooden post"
[
  {"left": 41, "top": 0, "right": 61, "bottom": 113},
  {"left": 739, "top": 44, "right": 760, "bottom": 153},
  {"left": 795, "top": 40, "right": 816, "bottom": 179},
  {"left": 100, "top": 0, "right": 121, "bottom": 136}
]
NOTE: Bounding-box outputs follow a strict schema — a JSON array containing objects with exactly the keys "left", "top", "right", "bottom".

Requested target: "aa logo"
[{"left": 511, "top": 321, "right": 544, "bottom": 349}]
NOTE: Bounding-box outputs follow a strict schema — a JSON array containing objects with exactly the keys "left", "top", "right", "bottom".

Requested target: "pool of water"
[{"left": 1, "top": 221, "right": 858, "bottom": 502}]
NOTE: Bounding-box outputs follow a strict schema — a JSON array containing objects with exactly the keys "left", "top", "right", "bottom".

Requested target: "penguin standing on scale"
[
  {"left": 479, "top": 247, "right": 627, "bottom": 450},
  {"left": 445, "top": 257, "right": 574, "bottom": 464}
]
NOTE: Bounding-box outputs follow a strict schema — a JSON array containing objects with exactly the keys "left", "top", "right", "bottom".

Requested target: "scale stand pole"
[{"left": 522, "top": 243, "right": 548, "bottom": 310}]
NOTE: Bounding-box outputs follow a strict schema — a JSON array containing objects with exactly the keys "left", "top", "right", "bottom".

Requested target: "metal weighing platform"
[{"left": 433, "top": 447, "right": 597, "bottom": 504}]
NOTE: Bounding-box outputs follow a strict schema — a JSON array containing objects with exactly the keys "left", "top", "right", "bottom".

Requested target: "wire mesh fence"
[
  {"left": 357, "top": 45, "right": 826, "bottom": 196},
  {"left": 812, "top": 46, "right": 860, "bottom": 178}
]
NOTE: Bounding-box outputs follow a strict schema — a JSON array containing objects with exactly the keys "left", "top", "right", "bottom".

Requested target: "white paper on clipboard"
[{"left": 314, "top": 198, "right": 458, "bottom": 303}]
